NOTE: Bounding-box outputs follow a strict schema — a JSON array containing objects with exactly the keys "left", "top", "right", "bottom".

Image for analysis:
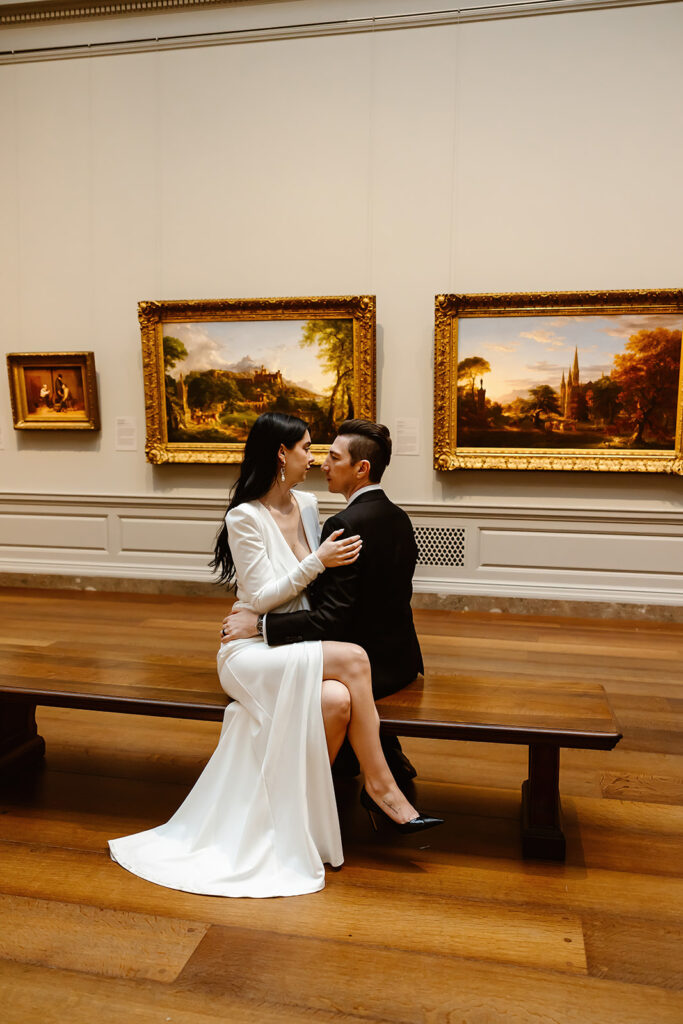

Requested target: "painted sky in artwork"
[
  {"left": 457, "top": 313, "right": 683, "bottom": 405},
  {"left": 164, "top": 319, "right": 342, "bottom": 394}
]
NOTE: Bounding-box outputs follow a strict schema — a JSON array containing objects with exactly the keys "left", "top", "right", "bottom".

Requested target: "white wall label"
[
  {"left": 394, "top": 418, "right": 420, "bottom": 456},
  {"left": 115, "top": 417, "right": 138, "bottom": 452}
]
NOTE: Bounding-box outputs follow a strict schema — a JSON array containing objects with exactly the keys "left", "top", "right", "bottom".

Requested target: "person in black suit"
[{"left": 222, "top": 419, "right": 422, "bottom": 784}]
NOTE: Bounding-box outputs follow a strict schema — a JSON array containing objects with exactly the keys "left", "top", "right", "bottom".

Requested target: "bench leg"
[
  {"left": 0, "top": 699, "right": 46, "bottom": 779},
  {"left": 521, "top": 743, "right": 566, "bottom": 861}
]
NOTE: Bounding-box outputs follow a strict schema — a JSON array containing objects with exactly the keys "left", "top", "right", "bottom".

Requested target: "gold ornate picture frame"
[
  {"left": 6, "top": 352, "right": 100, "bottom": 431},
  {"left": 140, "top": 296, "right": 376, "bottom": 464},
  {"left": 434, "top": 289, "right": 683, "bottom": 474}
]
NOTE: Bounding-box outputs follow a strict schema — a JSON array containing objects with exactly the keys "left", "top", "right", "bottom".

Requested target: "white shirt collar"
[{"left": 346, "top": 484, "right": 383, "bottom": 506}]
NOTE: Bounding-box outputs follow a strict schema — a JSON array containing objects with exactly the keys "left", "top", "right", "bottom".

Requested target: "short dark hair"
[{"left": 337, "top": 419, "right": 392, "bottom": 483}]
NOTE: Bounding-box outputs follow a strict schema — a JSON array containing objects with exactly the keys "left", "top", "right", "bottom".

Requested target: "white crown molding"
[
  {"left": 0, "top": 0, "right": 232, "bottom": 24},
  {"left": 0, "top": 0, "right": 677, "bottom": 61}
]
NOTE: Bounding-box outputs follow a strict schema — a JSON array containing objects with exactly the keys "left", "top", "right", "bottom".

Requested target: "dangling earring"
[{"left": 280, "top": 461, "right": 286, "bottom": 483}]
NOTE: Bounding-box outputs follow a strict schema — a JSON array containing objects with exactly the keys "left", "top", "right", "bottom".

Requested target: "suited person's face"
[{"left": 322, "top": 435, "right": 370, "bottom": 499}]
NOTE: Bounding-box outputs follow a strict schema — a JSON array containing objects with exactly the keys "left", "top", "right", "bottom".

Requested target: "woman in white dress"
[{"left": 109, "top": 413, "right": 440, "bottom": 898}]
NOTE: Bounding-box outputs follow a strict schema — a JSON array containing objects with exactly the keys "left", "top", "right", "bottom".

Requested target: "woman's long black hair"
[{"left": 210, "top": 412, "right": 309, "bottom": 587}]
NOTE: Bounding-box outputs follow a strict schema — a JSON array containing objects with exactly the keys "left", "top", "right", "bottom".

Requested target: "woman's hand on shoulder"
[{"left": 316, "top": 528, "right": 362, "bottom": 568}]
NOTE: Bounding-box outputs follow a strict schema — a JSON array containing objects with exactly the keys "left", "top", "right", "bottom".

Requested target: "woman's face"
[{"left": 283, "top": 430, "right": 315, "bottom": 484}]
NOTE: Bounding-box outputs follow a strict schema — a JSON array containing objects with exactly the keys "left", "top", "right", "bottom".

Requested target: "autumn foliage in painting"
[
  {"left": 611, "top": 329, "right": 681, "bottom": 445},
  {"left": 458, "top": 326, "right": 682, "bottom": 450}
]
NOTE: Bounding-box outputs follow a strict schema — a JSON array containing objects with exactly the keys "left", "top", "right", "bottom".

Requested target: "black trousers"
[{"left": 332, "top": 733, "right": 408, "bottom": 779}]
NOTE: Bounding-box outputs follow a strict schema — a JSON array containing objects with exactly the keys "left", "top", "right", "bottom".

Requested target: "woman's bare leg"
[
  {"left": 321, "top": 641, "right": 418, "bottom": 824},
  {"left": 321, "top": 679, "right": 351, "bottom": 763}
]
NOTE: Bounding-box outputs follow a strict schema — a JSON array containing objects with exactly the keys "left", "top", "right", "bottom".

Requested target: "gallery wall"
[{"left": 1, "top": 0, "right": 682, "bottom": 604}]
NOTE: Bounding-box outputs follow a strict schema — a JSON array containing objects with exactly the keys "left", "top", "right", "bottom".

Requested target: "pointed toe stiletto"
[{"left": 360, "top": 787, "right": 444, "bottom": 835}]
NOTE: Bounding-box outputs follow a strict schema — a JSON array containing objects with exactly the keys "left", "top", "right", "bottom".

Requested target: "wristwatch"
[{"left": 256, "top": 615, "right": 264, "bottom": 638}]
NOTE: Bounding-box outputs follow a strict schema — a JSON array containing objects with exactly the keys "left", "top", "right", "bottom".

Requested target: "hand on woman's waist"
[{"left": 221, "top": 607, "right": 260, "bottom": 644}]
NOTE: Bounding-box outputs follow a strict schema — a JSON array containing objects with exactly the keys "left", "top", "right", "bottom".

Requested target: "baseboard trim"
[
  {"left": 412, "top": 577, "right": 683, "bottom": 606},
  {"left": 1, "top": 560, "right": 682, "bottom": 606},
  {"left": 0, "top": 571, "right": 225, "bottom": 598},
  {"left": 410, "top": 590, "right": 683, "bottom": 623},
  {"left": 1, "top": 570, "right": 682, "bottom": 622}
]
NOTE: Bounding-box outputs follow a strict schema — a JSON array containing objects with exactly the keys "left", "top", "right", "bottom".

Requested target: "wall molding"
[
  {"left": 3, "top": 488, "right": 683, "bottom": 522},
  {"left": 1, "top": 0, "right": 235, "bottom": 27},
  {"left": 1, "top": 490, "right": 682, "bottom": 606},
  {"left": 412, "top": 574, "right": 683, "bottom": 604},
  {"left": 1, "top": 0, "right": 677, "bottom": 61}
]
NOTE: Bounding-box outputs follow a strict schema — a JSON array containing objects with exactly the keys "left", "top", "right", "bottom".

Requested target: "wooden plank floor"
[{"left": 1, "top": 589, "right": 683, "bottom": 1023}]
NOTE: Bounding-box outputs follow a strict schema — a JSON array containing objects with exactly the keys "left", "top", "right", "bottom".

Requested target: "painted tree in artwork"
[
  {"left": 163, "top": 336, "right": 190, "bottom": 435},
  {"left": 611, "top": 328, "right": 681, "bottom": 446},
  {"left": 584, "top": 375, "right": 621, "bottom": 426},
  {"left": 523, "top": 384, "right": 561, "bottom": 416},
  {"left": 186, "top": 371, "right": 241, "bottom": 414},
  {"left": 299, "top": 319, "right": 354, "bottom": 431},
  {"left": 163, "top": 335, "right": 188, "bottom": 370},
  {"left": 457, "top": 356, "right": 491, "bottom": 395}
]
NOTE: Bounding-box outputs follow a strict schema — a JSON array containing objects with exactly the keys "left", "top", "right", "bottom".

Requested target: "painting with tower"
[{"left": 454, "top": 303, "right": 682, "bottom": 451}]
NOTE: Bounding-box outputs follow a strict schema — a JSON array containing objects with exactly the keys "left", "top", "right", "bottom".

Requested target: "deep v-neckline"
[{"left": 258, "top": 491, "right": 315, "bottom": 565}]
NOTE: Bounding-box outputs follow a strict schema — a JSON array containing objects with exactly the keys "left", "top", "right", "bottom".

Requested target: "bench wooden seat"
[
  {"left": 378, "top": 673, "right": 621, "bottom": 859},
  {"left": 0, "top": 658, "right": 621, "bottom": 862},
  {"left": 0, "top": 588, "right": 623, "bottom": 860}
]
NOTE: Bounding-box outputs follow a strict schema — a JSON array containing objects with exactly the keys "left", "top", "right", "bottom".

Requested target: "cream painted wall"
[{"left": 1, "top": 0, "right": 682, "bottom": 597}]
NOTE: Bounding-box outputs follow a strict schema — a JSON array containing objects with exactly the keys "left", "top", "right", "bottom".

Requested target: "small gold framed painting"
[
  {"left": 434, "top": 289, "right": 683, "bottom": 474},
  {"left": 7, "top": 352, "right": 101, "bottom": 431},
  {"left": 139, "top": 295, "right": 376, "bottom": 464}
]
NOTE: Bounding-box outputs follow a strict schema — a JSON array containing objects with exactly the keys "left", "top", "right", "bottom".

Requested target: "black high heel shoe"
[{"left": 360, "top": 787, "right": 444, "bottom": 835}]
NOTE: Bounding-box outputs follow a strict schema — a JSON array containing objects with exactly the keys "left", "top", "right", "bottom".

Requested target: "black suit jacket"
[{"left": 265, "top": 490, "right": 423, "bottom": 699}]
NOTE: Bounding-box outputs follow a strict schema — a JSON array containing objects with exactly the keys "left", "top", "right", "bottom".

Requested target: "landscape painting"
[
  {"left": 163, "top": 318, "right": 353, "bottom": 445},
  {"left": 457, "top": 313, "right": 681, "bottom": 449},
  {"left": 434, "top": 290, "right": 683, "bottom": 474},
  {"left": 139, "top": 296, "right": 376, "bottom": 464}
]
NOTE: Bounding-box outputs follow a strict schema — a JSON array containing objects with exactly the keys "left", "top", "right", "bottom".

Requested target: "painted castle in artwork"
[
  {"left": 456, "top": 316, "right": 681, "bottom": 450},
  {"left": 253, "top": 366, "right": 284, "bottom": 388}
]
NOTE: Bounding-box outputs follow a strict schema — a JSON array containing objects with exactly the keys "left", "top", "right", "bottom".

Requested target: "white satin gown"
[{"left": 109, "top": 489, "right": 344, "bottom": 897}]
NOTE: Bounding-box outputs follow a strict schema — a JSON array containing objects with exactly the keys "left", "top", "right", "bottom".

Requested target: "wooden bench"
[
  {"left": 0, "top": 656, "right": 621, "bottom": 861},
  {"left": 377, "top": 673, "right": 621, "bottom": 859}
]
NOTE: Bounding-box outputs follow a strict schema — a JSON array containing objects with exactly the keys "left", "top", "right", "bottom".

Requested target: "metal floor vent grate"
[{"left": 414, "top": 526, "right": 465, "bottom": 567}]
